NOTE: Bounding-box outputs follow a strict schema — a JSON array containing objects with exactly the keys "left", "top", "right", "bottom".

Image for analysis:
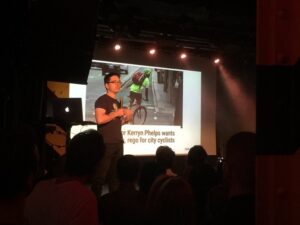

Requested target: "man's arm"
[{"left": 95, "top": 108, "right": 124, "bottom": 124}]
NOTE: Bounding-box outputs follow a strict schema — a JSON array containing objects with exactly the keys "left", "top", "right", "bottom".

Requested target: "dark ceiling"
[
  {"left": 4, "top": 0, "right": 256, "bottom": 85},
  {"left": 96, "top": 0, "right": 256, "bottom": 60}
]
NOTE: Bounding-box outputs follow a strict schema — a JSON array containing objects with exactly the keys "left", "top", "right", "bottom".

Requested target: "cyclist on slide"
[{"left": 128, "top": 68, "right": 152, "bottom": 107}]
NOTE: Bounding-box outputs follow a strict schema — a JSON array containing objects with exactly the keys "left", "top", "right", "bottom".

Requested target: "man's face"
[{"left": 105, "top": 75, "right": 122, "bottom": 93}]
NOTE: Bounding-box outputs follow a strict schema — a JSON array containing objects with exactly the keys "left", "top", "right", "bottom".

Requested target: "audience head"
[
  {"left": 0, "top": 125, "right": 39, "bottom": 199},
  {"left": 225, "top": 131, "right": 256, "bottom": 193},
  {"left": 117, "top": 154, "right": 140, "bottom": 183},
  {"left": 187, "top": 145, "right": 208, "bottom": 167},
  {"left": 155, "top": 145, "right": 175, "bottom": 171},
  {"left": 65, "top": 129, "right": 105, "bottom": 177}
]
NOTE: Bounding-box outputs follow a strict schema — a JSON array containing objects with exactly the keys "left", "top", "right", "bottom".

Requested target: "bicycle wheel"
[{"left": 133, "top": 106, "right": 147, "bottom": 125}]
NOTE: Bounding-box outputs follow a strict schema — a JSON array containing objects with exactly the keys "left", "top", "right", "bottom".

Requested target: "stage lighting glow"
[
  {"left": 219, "top": 65, "right": 256, "bottom": 131},
  {"left": 114, "top": 44, "right": 121, "bottom": 51},
  {"left": 180, "top": 53, "right": 187, "bottom": 59},
  {"left": 214, "top": 58, "right": 220, "bottom": 64},
  {"left": 149, "top": 49, "right": 156, "bottom": 55}
]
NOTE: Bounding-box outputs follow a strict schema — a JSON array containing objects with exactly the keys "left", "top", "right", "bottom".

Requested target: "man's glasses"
[{"left": 107, "top": 81, "right": 122, "bottom": 84}]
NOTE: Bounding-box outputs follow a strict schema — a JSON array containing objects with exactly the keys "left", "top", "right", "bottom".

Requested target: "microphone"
[
  {"left": 119, "top": 96, "right": 127, "bottom": 123},
  {"left": 120, "top": 96, "right": 123, "bottom": 108}
]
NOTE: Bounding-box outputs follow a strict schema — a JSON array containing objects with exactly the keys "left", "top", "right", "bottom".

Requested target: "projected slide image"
[
  {"left": 85, "top": 62, "right": 183, "bottom": 127},
  {"left": 68, "top": 60, "right": 201, "bottom": 155}
]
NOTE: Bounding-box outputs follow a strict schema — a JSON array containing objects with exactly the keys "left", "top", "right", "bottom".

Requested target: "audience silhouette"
[
  {"left": 184, "top": 145, "right": 219, "bottom": 224},
  {"left": 25, "top": 129, "right": 105, "bottom": 225},
  {"left": 145, "top": 175, "right": 197, "bottom": 225},
  {"left": 155, "top": 145, "right": 177, "bottom": 176},
  {"left": 99, "top": 154, "right": 146, "bottom": 225},
  {"left": 1, "top": 126, "right": 256, "bottom": 225},
  {"left": 139, "top": 145, "right": 177, "bottom": 196}
]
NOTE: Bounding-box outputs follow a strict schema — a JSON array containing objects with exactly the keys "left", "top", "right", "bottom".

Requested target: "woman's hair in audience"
[
  {"left": 65, "top": 129, "right": 105, "bottom": 177},
  {"left": 187, "top": 145, "right": 208, "bottom": 167}
]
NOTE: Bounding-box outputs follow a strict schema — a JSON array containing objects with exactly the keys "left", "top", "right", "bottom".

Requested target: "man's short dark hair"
[
  {"left": 156, "top": 146, "right": 176, "bottom": 169},
  {"left": 65, "top": 129, "right": 105, "bottom": 177},
  {"left": 104, "top": 72, "right": 121, "bottom": 84}
]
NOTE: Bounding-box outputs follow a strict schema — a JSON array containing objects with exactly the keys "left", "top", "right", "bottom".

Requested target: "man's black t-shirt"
[{"left": 95, "top": 94, "right": 123, "bottom": 143}]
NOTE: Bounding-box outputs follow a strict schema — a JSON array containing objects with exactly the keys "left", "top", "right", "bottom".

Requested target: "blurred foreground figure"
[
  {"left": 208, "top": 131, "right": 255, "bottom": 225},
  {"left": 0, "top": 125, "right": 39, "bottom": 225},
  {"left": 223, "top": 131, "right": 255, "bottom": 225},
  {"left": 25, "top": 129, "right": 105, "bottom": 225}
]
